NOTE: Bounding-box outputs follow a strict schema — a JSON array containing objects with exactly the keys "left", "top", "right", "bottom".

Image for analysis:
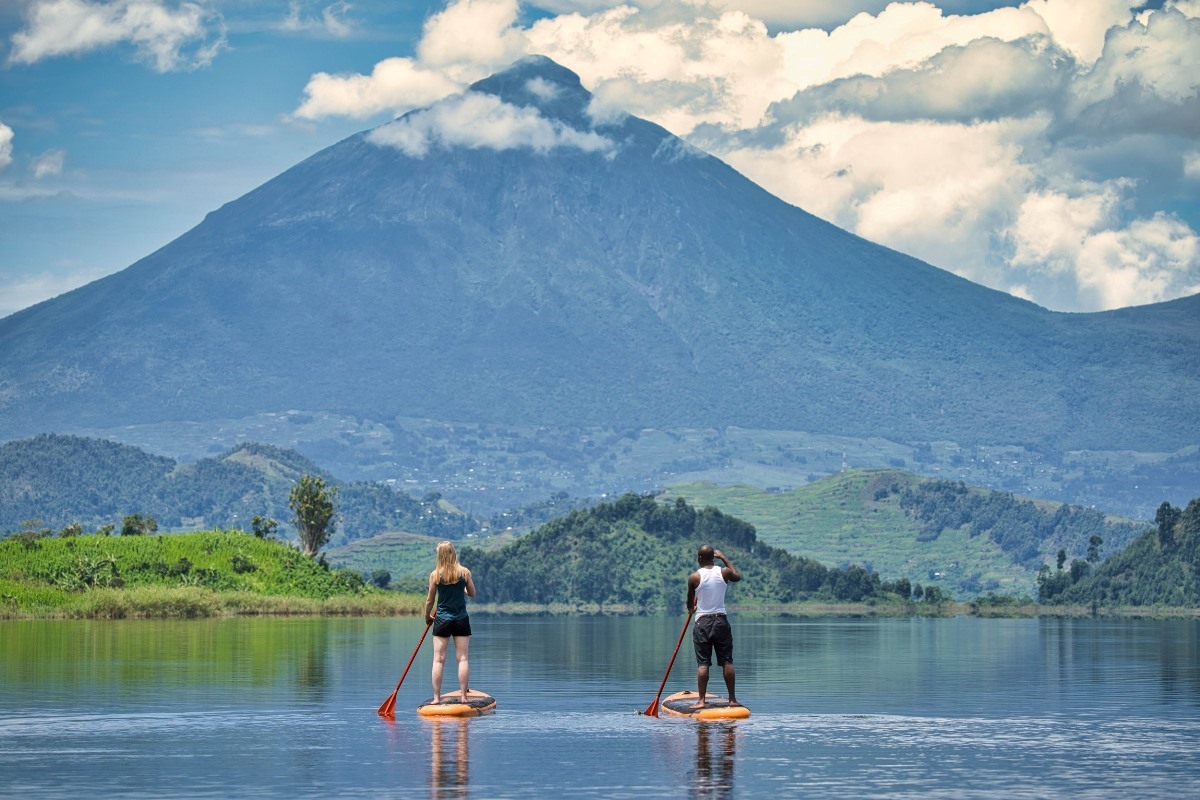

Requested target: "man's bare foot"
[
  {"left": 727, "top": 700, "right": 742, "bottom": 707},
  {"left": 688, "top": 700, "right": 707, "bottom": 711},
  {"left": 431, "top": 696, "right": 441, "bottom": 705}
]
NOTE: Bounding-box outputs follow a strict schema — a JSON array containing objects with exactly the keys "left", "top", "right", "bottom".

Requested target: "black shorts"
[
  {"left": 432, "top": 616, "right": 472, "bottom": 638},
  {"left": 693, "top": 613, "right": 733, "bottom": 667}
]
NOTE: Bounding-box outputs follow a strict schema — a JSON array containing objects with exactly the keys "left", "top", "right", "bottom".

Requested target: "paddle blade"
[
  {"left": 641, "top": 700, "right": 661, "bottom": 718},
  {"left": 377, "top": 689, "right": 399, "bottom": 718}
]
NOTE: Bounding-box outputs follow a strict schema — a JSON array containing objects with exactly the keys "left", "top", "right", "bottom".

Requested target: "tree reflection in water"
[
  {"left": 429, "top": 718, "right": 469, "bottom": 800},
  {"left": 691, "top": 722, "right": 737, "bottom": 800}
]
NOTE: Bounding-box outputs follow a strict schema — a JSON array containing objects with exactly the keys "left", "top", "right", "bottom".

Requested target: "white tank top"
[{"left": 695, "top": 565, "right": 727, "bottom": 617}]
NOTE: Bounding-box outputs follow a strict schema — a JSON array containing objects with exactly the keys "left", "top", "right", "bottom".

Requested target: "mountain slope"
[
  {"left": 0, "top": 434, "right": 474, "bottom": 543},
  {"left": 1044, "top": 498, "right": 1200, "bottom": 606},
  {"left": 460, "top": 493, "right": 912, "bottom": 610},
  {"left": 664, "top": 469, "right": 1146, "bottom": 597},
  {"left": 0, "top": 57, "right": 1196, "bottom": 451}
]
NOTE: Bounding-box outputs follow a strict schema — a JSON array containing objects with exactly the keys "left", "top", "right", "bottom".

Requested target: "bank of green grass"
[
  {"left": 665, "top": 471, "right": 1082, "bottom": 599},
  {"left": 0, "top": 530, "right": 423, "bottom": 619}
]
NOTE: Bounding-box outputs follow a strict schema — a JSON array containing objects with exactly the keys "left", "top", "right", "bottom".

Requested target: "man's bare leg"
[
  {"left": 723, "top": 662, "right": 740, "bottom": 706},
  {"left": 689, "top": 665, "right": 710, "bottom": 710}
]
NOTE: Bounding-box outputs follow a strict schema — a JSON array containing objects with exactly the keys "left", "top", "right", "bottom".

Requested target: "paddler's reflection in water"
[
  {"left": 691, "top": 722, "right": 737, "bottom": 800},
  {"left": 429, "top": 718, "right": 469, "bottom": 799}
]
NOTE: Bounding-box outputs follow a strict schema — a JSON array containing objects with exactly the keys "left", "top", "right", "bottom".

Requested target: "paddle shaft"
[
  {"left": 377, "top": 620, "right": 433, "bottom": 717},
  {"left": 643, "top": 608, "right": 695, "bottom": 717}
]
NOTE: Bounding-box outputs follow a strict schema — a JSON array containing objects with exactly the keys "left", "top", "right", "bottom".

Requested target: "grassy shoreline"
[
  {"left": 5, "top": 531, "right": 1198, "bottom": 621},
  {"left": 0, "top": 585, "right": 426, "bottom": 620},
  {"left": 5, "top": 594, "right": 1197, "bottom": 620}
]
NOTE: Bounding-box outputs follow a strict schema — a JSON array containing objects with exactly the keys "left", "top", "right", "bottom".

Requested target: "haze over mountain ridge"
[{"left": 0, "top": 56, "right": 1196, "bottom": 465}]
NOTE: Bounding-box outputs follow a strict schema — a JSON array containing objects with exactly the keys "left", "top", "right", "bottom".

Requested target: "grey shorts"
[{"left": 693, "top": 613, "right": 733, "bottom": 667}]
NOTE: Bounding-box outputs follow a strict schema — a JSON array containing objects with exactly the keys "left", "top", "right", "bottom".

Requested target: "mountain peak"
[{"left": 468, "top": 55, "right": 594, "bottom": 127}]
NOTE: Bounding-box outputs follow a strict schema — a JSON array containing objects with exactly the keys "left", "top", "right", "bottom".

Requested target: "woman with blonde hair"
[{"left": 425, "top": 540, "right": 477, "bottom": 704}]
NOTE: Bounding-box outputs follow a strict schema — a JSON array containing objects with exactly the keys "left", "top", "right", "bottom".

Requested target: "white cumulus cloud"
[
  {"left": 32, "top": 148, "right": 66, "bottom": 178},
  {"left": 293, "top": 57, "right": 463, "bottom": 120},
  {"left": 366, "top": 91, "right": 614, "bottom": 158},
  {"left": 7, "top": 0, "right": 226, "bottom": 72},
  {"left": 293, "top": 0, "right": 1200, "bottom": 310},
  {"left": 0, "top": 121, "right": 13, "bottom": 170},
  {"left": 1007, "top": 185, "right": 1200, "bottom": 310},
  {"left": 418, "top": 0, "right": 528, "bottom": 81}
]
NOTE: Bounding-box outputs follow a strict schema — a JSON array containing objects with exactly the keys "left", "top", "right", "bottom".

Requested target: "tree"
[
  {"left": 1155, "top": 501, "right": 1181, "bottom": 547},
  {"left": 121, "top": 514, "right": 157, "bottom": 536},
  {"left": 289, "top": 475, "right": 337, "bottom": 557},
  {"left": 1056, "top": 549, "right": 1067, "bottom": 571},
  {"left": 1087, "top": 534, "right": 1103, "bottom": 564},
  {"left": 251, "top": 515, "right": 279, "bottom": 540},
  {"left": 370, "top": 569, "right": 391, "bottom": 589}
]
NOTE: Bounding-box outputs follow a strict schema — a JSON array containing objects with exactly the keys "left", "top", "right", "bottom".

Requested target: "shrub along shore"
[
  {"left": 0, "top": 529, "right": 424, "bottom": 619},
  {"left": 4, "top": 530, "right": 1198, "bottom": 620}
]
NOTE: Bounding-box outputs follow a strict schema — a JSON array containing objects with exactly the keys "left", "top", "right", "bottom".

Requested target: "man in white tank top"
[{"left": 685, "top": 544, "right": 741, "bottom": 709}]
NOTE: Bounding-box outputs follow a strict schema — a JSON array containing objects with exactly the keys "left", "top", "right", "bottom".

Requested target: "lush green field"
[
  {"left": 0, "top": 530, "right": 423, "bottom": 619},
  {"left": 325, "top": 530, "right": 517, "bottom": 588},
  {"left": 664, "top": 473, "right": 1023, "bottom": 597},
  {"left": 663, "top": 469, "right": 1142, "bottom": 599},
  {"left": 325, "top": 531, "right": 441, "bottom": 591}
]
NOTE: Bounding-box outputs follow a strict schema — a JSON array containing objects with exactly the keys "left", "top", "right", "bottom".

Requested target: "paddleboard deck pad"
[
  {"left": 659, "top": 690, "right": 750, "bottom": 720},
  {"left": 417, "top": 689, "right": 496, "bottom": 717}
]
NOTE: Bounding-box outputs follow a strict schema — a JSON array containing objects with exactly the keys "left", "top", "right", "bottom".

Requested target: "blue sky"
[{"left": 1, "top": 0, "right": 1197, "bottom": 317}]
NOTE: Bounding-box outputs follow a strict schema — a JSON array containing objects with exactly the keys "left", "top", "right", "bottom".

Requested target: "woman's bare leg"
[
  {"left": 453, "top": 635, "right": 470, "bottom": 702},
  {"left": 431, "top": 634, "right": 449, "bottom": 703}
]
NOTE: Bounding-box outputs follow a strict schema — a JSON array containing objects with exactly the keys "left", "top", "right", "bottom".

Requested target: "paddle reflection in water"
[
  {"left": 429, "top": 718, "right": 469, "bottom": 800},
  {"left": 691, "top": 722, "right": 737, "bottom": 800}
]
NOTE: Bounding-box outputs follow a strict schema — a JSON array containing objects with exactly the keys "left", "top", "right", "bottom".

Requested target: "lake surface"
[{"left": 2, "top": 615, "right": 1199, "bottom": 798}]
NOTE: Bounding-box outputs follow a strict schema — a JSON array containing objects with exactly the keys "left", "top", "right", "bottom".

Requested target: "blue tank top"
[{"left": 435, "top": 577, "right": 469, "bottom": 621}]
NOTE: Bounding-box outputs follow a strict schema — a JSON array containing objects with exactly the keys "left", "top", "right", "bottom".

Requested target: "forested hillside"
[
  {"left": 1039, "top": 499, "right": 1200, "bottom": 606},
  {"left": 0, "top": 434, "right": 475, "bottom": 544},
  {"left": 667, "top": 470, "right": 1145, "bottom": 598},
  {"left": 461, "top": 494, "right": 923, "bottom": 611}
]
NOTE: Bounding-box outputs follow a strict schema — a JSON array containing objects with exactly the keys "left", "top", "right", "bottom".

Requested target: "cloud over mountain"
[
  {"left": 366, "top": 90, "right": 615, "bottom": 157},
  {"left": 288, "top": 0, "right": 1200, "bottom": 312}
]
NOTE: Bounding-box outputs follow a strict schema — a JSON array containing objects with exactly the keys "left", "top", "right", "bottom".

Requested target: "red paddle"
[
  {"left": 640, "top": 608, "right": 695, "bottom": 717},
  {"left": 378, "top": 620, "right": 433, "bottom": 718}
]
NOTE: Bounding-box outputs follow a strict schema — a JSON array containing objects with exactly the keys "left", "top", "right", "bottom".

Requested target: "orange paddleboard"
[
  {"left": 659, "top": 690, "right": 750, "bottom": 720},
  {"left": 416, "top": 689, "right": 496, "bottom": 717}
]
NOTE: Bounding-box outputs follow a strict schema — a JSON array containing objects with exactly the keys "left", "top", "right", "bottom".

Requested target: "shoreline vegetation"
[
  {"left": 3, "top": 594, "right": 1199, "bottom": 621},
  {"left": 5, "top": 507, "right": 1199, "bottom": 620}
]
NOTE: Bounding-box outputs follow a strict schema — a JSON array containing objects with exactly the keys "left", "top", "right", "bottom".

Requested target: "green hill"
[
  {"left": 1041, "top": 499, "right": 1199, "bottom": 607},
  {"left": 460, "top": 494, "right": 921, "bottom": 612},
  {"left": 663, "top": 470, "right": 1145, "bottom": 598},
  {"left": 0, "top": 529, "right": 422, "bottom": 618},
  {"left": 324, "top": 531, "right": 443, "bottom": 592},
  {"left": 0, "top": 434, "right": 476, "bottom": 544}
]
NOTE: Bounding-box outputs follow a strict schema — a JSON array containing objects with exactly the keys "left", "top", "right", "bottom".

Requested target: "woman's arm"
[
  {"left": 463, "top": 568, "right": 477, "bottom": 598},
  {"left": 424, "top": 572, "right": 437, "bottom": 623}
]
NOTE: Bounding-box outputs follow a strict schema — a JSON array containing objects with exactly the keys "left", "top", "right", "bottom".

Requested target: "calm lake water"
[{"left": 2, "top": 615, "right": 1199, "bottom": 798}]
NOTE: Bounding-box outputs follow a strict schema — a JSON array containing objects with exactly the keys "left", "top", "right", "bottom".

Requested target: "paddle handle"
[{"left": 643, "top": 608, "right": 695, "bottom": 717}]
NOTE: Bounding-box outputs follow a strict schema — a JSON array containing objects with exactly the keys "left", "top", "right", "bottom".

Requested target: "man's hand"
[{"left": 713, "top": 549, "right": 727, "bottom": 563}]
